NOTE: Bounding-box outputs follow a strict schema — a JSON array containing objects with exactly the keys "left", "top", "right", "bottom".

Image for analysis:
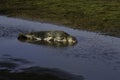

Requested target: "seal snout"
[{"left": 18, "top": 33, "right": 27, "bottom": 41}]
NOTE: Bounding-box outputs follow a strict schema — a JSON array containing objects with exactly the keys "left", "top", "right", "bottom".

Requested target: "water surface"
[{"left": 0, "top": 16, "right": 120, "bottom": 80}]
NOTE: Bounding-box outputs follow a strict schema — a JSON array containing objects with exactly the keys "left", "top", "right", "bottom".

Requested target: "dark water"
[{"left": 0, "top": 16, "right": 120, "bottom": 80}]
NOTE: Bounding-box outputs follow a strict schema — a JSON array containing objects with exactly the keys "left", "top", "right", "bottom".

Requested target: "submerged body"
[{"left": 18, "top": 31, "right": 77, "bottom": 47}]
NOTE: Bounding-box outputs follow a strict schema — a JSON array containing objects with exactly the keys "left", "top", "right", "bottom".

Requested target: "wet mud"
[{"left": 0, "top": 54, "right": 84, "bottom": 80}]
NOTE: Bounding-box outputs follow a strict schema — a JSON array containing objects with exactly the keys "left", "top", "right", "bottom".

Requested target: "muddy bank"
[{"left": 0, "top": 54, "right": 84, "bottom": 80}]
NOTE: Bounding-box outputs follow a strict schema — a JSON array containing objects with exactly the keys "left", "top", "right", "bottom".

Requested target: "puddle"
[{"left": 0, "top": 16, "right": 120, "bottom": 80}]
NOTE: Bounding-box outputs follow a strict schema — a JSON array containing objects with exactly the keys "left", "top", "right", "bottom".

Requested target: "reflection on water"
[
  {"left": 0, "top": 16, "right": 120, "bottom": 80},
  {"left": 18, "top": 38, "right": 77, "bottom": 48},
  {"left": 0, "top": 54, "right": 84, "bottom": 80}
]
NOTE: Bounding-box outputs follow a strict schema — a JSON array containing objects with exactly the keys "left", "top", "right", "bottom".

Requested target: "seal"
[{"left": 18, "top": 31, "right": 77, "bottom": 47}]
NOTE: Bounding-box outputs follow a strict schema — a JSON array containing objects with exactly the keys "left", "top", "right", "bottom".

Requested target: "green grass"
[{"left": 0, "top": 0, "right": 120, "bottom": 37}]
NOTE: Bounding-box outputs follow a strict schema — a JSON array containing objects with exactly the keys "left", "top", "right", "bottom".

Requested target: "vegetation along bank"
[{"left": 0, "top": 0, "right": 120, "bottom": 37}]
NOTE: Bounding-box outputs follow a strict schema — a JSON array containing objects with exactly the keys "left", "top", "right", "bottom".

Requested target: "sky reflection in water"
[{"left": 0, "top": 16, "right": 120, "bottom": 80}]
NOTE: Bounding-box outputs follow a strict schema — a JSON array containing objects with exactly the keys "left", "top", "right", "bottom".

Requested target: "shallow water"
[{"left": 0, "top": 16, "right": 120, "bottom": 80}]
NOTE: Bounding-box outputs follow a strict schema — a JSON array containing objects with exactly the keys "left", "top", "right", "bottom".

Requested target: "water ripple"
[{"left": 0, "top": 25, "right": 30, "bottom": 38}]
